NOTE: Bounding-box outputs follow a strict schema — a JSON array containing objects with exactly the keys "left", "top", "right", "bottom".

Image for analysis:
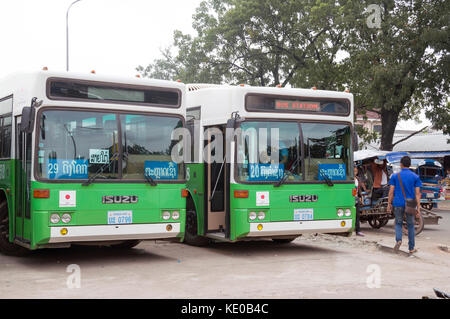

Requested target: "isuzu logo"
[
  {"left": 102, "top": 195, "right": 139, "bottom": 204},
  {"left": 289, "top": 195, "right": 318, "bottom": 203}
]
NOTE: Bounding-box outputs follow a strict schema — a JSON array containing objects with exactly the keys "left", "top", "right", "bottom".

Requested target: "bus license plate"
[
  {"left": 426, "top": 193, "right": 434, "bottom": 198},
  {"left": 108, "top": 211, "right": 133, "bottom": 224},
  {"left": 294, "top": 209, "right": 314, "bottom": 221}
]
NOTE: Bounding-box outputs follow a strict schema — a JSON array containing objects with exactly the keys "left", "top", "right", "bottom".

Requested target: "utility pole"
[{"left": 66, "top": 0, "right": 82, "bottom": 71}]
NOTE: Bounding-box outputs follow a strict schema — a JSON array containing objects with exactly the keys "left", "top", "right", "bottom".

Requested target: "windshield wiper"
[
  {"left": 82, "top": 152, "right": 119, "bottom": 186},
  {"left": 319, "top": 168, "right": 334, "bottom": 187},
  {"left": 122, "top": 151, "right": 157, "bottom": 186},
  {"left": 143, "top": 172, "right": 157, "bottom": 186},
  {"left": 274, "top": 155, "right": 300, "bottom": 188}
]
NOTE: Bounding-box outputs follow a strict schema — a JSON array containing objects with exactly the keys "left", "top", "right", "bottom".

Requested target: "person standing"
[{"left": 387, "top": 156, "right": 422, "bottom": 254}]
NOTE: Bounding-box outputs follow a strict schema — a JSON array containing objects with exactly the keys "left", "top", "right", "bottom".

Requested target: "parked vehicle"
[{"left": 354, "top": 151, "right": 433, "bottom": 235}]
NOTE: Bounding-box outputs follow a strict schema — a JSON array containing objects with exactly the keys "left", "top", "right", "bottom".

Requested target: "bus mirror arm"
[{"left": 226, "top": 111, "right": 244, "bottom": 130}]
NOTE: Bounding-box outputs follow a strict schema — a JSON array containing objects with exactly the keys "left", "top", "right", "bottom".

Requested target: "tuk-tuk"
[
  {"left": 353, "top": 150, "right": 425, "bottom": 234},
  {"left": 354, "top": 150, "right": 442, "bottom": 235}
]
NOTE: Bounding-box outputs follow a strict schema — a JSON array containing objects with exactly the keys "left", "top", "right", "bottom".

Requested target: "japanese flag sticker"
[
  {"left": 256, "top": 191, "right": 269, "bottom": 206},
  {"left": 59, "top": 191, "right": 76, "bottom": 207}
]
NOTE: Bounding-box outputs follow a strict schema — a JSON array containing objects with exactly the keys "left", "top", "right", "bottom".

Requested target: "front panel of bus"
[
  {"left": 229, "top": 92, "right": 355, "bottom": 240},
  {"left": 18, "top": 78, "right": 186, "bottom": 249}
]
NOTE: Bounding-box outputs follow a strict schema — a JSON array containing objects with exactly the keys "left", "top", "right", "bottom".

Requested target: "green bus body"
[
  {"left": 184, "top": 85, "right": 356, "bottom": 243},
  {"left": 0, "top": 150, "right": 186, "bottom": 251},
  {"left": 0, "top": 72, "right": 187, "bottom": 253},
  {"left": 186, "top": 163, "right": 354, "bottom": 241}
]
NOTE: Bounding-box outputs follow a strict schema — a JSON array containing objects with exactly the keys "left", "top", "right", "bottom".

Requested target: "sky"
[
  {"left": 0, "top": 0, "right": 202, "bottom": 77},
  {"left": 0, "top": 0, "right": 435, "bottom": 131}
]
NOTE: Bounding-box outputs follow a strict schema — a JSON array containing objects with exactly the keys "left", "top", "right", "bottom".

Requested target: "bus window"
[
  {"left": 37, "top": 110, "right": 119, "bottom": 180},
  {"left": 120, "top": 114, "right": 184, "bottom": 180},
  {"left": 236, "top": 121, "right": 301, "bottom": 183},
  {"left": 0, "top": 116, "right": 12, "bottom": 158},
  {"left": 302, "top": 123, "right": 352, "bottom": 181},
  {"left": 0, "top": 97, "right": 12, "bottom": 159}
]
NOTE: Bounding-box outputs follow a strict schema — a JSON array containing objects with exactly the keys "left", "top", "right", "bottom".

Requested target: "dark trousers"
[
  {"left": 372, "top": 186, "right": 389, "bottom": 202},
  {"left": 355, "top": 203, "right": 361, "bottom": 233}
]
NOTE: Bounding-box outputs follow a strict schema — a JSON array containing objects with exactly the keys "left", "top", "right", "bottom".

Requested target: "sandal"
[
  {"left": 394, "top": 241, "right": 402, "bottom": 252},
  {"left": 409, "top": 248, "right": 418, "bottom": 254}
]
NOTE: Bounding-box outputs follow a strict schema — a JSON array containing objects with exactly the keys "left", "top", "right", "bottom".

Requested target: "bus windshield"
[
  {"left": 37, "top": 109, "right": 184, "bottom": 181},
  {"left": 236, "top": 121, "right": 352, "bottom": 183}
]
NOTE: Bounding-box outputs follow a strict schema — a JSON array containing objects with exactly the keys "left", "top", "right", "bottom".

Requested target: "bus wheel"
[
  {"left": 0, "top": 201, "right": 29, "bottom": 256},
  {"left": 184, "top": 210, "right": 209, "bottom": 247},
  {"left": 272, "top": 237, "right": 297, "bottom": 244},
  {"left": 109, "top": 240, "right": 142, "bottom": 249}
]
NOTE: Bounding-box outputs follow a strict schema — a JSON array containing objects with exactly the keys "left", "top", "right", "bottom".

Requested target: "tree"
[
  {"left": 343, "top": 0, "right": 449, "bottom": 150},
  {"left": 138, "top": 0, "right": 449, "bottom": 151},
  {"left": 137, "top": 0, "right": 353, "bottom": 89}
]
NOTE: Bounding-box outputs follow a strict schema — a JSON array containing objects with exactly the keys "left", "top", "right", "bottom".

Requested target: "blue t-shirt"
[{"left": 389, "top": 169, "right": 422, "bottom": 207}]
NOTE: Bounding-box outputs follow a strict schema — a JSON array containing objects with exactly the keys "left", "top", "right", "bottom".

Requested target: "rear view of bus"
[
  {"left": 185, "top": 84, "right": 355, "bottom": 244},
  {"left": 0, "top": 71, "right": 186, "bottom": 255}
]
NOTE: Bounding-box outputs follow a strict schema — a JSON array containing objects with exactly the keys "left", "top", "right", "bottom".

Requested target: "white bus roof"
[
  {"left": 0, "top": 70, "right": 186, "bottom": 116},
  {"left": 186, "top": 84, "right": 353, "bottom": 126}
]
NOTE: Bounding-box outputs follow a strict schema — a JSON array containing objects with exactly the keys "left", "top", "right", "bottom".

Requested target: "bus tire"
[
  {"left": 272, "top": 237, "right": 297, "bottom": 244},
  {"left": 184, "top": 210, "right": 209, "bottom": 247},
  {"left": 0, "top": 201, "right": 29, "bottom": 257}
]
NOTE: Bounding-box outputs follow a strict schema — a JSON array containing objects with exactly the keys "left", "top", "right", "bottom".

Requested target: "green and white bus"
[
  {"left": 184, "top": 84, "right": 355, "bottom": 245},
  {"left": 0, "top": 71, "right": 186, "bottom": 255}
]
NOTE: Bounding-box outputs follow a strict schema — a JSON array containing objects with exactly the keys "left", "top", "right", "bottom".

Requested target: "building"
[{"left": 355, "top": 111, "right": 382, "bottom": 133}]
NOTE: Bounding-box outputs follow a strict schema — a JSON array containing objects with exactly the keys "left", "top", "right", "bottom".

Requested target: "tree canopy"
[{"left": 137, "top": 0, "right": 449, "bottom": 150}]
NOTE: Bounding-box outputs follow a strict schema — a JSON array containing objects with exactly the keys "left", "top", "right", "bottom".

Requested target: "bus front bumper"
[
  {"left": 246, "top": 219, "right": 352, "bottom": 237},
  {"left": 48, "top": 223, "right": 181, "bottom": 243}
]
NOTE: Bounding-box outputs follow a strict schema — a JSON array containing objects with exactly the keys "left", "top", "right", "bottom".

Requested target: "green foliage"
[
  {"left": 137, "top": 0, "right": 449, "bottom": 148},
  {"left": 342, "top": 0, "right": 449, "bottom": 149},
  {"left": 138, "top": 0, "right": 353, "bottom": 88}
]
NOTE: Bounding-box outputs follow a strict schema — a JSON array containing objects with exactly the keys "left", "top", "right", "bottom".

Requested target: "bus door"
[
  {"left": 205, "top": 126, "right": 227, "bottom": 235},
  {"left": 14, "top": 116, "right": 32, "bottom": 243}
]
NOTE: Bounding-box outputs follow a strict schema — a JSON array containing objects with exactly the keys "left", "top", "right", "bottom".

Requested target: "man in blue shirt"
[{"left": 387, "top": 156, "right": 422, "bottom": 254}]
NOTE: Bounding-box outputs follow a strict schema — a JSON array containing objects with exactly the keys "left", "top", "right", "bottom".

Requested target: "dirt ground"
[{"left": 1, "top": 202, "right": 449, "bottom": 299}]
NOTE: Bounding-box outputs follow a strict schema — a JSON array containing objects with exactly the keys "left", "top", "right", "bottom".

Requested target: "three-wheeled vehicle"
[
  {"left": 354, "top": 150, "right": 425, "bottom": 235},
  {"left": 389, "top": 158, "right": 444, "bottom": 227}
]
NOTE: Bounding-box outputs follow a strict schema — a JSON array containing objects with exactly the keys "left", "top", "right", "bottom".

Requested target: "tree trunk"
[{"left": 380, "top": 109, "right": 400, "bottom": 151}]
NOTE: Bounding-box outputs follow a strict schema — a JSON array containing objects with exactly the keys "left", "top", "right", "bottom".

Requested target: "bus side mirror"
[{"left": 21, "top": 106, "right": 36, "bottom": 133}]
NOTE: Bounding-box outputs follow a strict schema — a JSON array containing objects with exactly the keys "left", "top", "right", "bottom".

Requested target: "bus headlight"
[
  {"left": 337, "top": 209, "right": 344, "bottom": 217},
  {"left": 344, "top": 209, "right": 352, "bottom": 217},
  {"left": 162, "top": 211, "right": 171, "bottom": 220},
  {"left": 50, "top": 214, "right": 60, "bottom": 224},
  {"left": 257, "top": 211, "right": 266, "bottom": 220},
  {"left": 61, "top": 213, "right": 72, "bottom": 224},
  {"left": 249, "top": 212, "right": 257, "bottom": 220},
  {"left": 172, "top": 211, "right": 180, "bottom": 220}
]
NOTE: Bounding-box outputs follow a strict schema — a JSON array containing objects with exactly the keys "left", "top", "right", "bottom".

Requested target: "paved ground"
[{"left": 1, "top": 202, "right": 449, "bottom": 299}]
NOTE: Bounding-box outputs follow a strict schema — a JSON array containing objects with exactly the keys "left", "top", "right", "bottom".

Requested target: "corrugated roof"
[{"left": 393, "top": 133, "right": 450, "bottom": 152}]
